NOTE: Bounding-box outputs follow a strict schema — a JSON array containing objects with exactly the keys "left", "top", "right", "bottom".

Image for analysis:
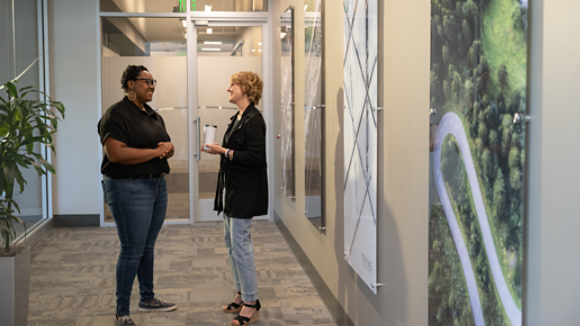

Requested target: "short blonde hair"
[{"left": 230, "top": 71, "right": 263, "bottom": 105}]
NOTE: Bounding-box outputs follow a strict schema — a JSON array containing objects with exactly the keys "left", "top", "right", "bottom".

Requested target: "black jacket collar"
[{"left": 230, "top": 103, "right": 258, "bottom": 122}]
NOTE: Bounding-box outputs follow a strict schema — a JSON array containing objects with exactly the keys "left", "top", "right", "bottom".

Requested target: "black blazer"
[{"left": 214, "top": 104, "right": 268, "bottom": 218}]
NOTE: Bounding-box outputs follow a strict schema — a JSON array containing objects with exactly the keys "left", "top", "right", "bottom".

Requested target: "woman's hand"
[
  {"left": 201, "top": 143, "right": 226, "bottom": 155},
  {"left": 157, "top": 142, "right": 174, "bottom": 159}
]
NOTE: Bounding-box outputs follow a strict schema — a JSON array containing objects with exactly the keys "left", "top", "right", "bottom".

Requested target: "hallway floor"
[{"left": 27, "top": 221, "right": 336, "bottom": 326}]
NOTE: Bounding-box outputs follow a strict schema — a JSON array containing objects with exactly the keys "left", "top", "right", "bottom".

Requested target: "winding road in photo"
[{"left": 433, "top": 112, "right": 521, "bottom": 326}]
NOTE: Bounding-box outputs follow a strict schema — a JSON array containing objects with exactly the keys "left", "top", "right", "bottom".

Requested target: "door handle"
[{"left": 195, "top": 117, "right": 201, "bottom": 161}]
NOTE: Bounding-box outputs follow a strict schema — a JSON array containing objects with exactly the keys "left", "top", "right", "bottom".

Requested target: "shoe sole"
[
  {"left": 138, "top": 305, "right": 177, "bottom": 312},
  {"left": 231, "top": 310, "right": 259, "bottom": 325}
]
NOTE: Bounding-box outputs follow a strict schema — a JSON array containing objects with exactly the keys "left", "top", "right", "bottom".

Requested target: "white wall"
[
  {"left": 525, "top": 0, "right": 580, "bottom": 324},
  {"left": 48, "top": 0, "right": 101, "bottom": 215}
]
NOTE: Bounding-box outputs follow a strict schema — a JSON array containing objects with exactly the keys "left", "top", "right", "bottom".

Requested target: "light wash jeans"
[
  {"left": 223, "top": 213, "right": 259, "bottom": 302},
  {"left": 102, "top": 175, "right": 167, "bottom": 316}
]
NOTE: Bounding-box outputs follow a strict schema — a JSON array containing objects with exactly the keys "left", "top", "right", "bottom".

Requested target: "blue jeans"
[
  {"left": 102, "top": 176, "right": 168, "bottom": 316},
  {"left": 223, "top": 215, "right": 259, "bottom": 302}
]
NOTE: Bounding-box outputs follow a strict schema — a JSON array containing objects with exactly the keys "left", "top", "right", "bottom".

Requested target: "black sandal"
[
  {"left": 223, "top": 291, "right": 243, "bottom": 314},
  {"left": 231, "top": 300, "right": 261, "bottom": 325}
]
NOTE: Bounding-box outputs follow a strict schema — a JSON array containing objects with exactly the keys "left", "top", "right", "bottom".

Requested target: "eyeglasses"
[{"left": 135, "top": 79, "right": 157, "bottom": 87}]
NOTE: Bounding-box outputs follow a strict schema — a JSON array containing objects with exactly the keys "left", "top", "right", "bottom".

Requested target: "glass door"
[
  {"left": 190, "top": 20, "right": 266, "bottom": 222},
  {"left": 99, "top": 5, "right": 269, "bottom": 225},
  {"left": 101, "top": 17, "right": 190, "bottom": 224}
]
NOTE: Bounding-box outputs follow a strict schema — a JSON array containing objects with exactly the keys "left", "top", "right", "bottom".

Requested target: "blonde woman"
[{"left": 201, "top": 71, "right": 267, "bottom": 325}]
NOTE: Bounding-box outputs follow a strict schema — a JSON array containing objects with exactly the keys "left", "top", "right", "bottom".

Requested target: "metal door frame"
[{"left": 188, "top": 13, "right": 271, "bottom": 223}]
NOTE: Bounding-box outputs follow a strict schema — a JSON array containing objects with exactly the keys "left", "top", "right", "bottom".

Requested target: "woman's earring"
[{"left": 127, "top": 89, "right": 137, "bottom": 101}]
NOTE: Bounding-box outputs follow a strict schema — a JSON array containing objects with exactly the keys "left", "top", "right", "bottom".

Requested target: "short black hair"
[{"left": 121, "top": 65, "right": 149, "bottom": 91}]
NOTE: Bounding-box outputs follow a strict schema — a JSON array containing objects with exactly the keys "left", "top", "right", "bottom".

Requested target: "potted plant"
[{"left": 0, "top": 81, "right": 64, "bottom": 326}]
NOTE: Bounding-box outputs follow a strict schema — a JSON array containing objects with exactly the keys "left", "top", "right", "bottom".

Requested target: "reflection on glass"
[
  {"left": 191, "top": 0, "right": 267, "bottom": 12},
  {"left": 304, "top": 0, "right": 324, "bottom": 232},
  {"left": 0, "top": 0, "right": 45, "bottom": 241},
  {"left": 100, "top": 0, "right": 180, "bottom": 13},
  {"left": 197, "top": 26, "right": 262, "bottom": 200},
  {"left": 280, "top": 7, "right": 295, "bottom": 200},
  {"left": 428, "top": 0, "right": 528, "bottom": 324},
  {"left": 101, "top": 17, "right": 189, "bottom": 222},
  {"left": 197, "top": 26, "right": 262, "bottom": 57},
  {"left": 101, "top": 0, "right": 267, "bottom": 13}
]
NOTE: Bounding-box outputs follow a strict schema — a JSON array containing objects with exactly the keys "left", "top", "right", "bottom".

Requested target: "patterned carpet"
[{"left": 27, "top": 221, "right": 337, "bottom": 326}]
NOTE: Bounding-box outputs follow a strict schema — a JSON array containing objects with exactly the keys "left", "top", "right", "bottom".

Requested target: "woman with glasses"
[
  {"left": 99, "top": 65, "right": 177, "bottom": 326},
  {"left": 201, "top": 71, "right": 267, "bottom": 326}
]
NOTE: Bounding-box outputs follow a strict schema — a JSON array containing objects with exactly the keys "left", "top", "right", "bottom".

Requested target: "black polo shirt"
[{"left": 98, "top": 97, "right": 171, "bottom": 179}]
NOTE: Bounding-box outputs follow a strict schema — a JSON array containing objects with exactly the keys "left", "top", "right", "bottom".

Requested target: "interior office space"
[{"left": 1, "top": 0, "right": 579, "bottom": 325}]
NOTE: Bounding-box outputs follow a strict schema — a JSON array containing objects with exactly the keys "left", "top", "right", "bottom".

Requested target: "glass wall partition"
[
  {"left": 0, "top": 0, "right": 48, "bottom": 241},
  {"left": 101, "top": 17, "right": 189, "bottom": 222},
  {"left": 304, "top": 0, "right": 324, "bottom": 232},
  {"left": 280, "top": 7, "right": 295, "bottom": 200}
]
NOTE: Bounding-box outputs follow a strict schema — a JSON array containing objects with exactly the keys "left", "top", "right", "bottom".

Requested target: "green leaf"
[
  {"left": 11, "top": 150, "right": 28, "bottom": 168},
  {"left": 0, "top": 173, "right": 6, "bottom": 195},
  {"left": 37, "top": 156, "right": 54, "bottom": 174},
  {"left": 20, "top": 135, "right": 52, "bottom": 146},
  {"left": 30, "top": 161, "right": 45, "bottom": 176},
  {"left": 0, "top": 82, "right": 65, "bottom": 251},
  {"left": 6, "top": 82, "right": 18, "bottom": 98},
  {"left": 4, "top": 162, "right": 26, "bottom": 193}
]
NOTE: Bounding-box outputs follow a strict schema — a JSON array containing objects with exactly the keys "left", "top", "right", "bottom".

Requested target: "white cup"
[{"left": 203, "top": 125, "right": 217, "bottom": 150}]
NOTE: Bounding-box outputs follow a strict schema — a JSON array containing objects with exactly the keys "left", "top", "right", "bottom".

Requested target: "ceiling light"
[
  {"left": 280, "top": 32, "right": 286, "bottom": 39},
  {"left": 258, "top": 42, "right": 262, "bottom": 45},
  {"left": 258, "top": 49, "right": 262, "bottom": 52},
  {"left": 304, "top": 4, "right": 308, "bottom": 11},
  {"left": 251, "top": 49, "right": 256, "bottom": 52},
  {"left": 205, "top": 5, "right": 212, "bottom": 11},
  {"left": 181, "top": 20, "right": 187, "bottom": 28},
  {"left": 204, "top": 41, "right": 222, "bottom": 45},
  {"left": 206, "top": 28, "right": 213, "bottom": 34},
  {"left": 201, "top": 48, "right": 220, "bottom": 51}
]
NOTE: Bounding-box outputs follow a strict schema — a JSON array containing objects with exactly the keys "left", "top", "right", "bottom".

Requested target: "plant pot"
[{"left": 0, "top": 246, "right": 31, "bottom": 326}]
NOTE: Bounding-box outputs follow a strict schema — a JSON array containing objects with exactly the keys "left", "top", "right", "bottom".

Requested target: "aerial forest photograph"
[{"left": 428, "top": 0, "right": 528, "bottom": 325}]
